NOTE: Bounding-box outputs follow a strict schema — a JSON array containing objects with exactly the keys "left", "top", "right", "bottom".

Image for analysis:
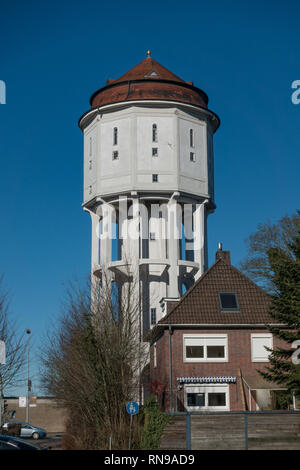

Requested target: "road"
[{"left": 27, "top": 433, "right": 62, "bottom": 450}]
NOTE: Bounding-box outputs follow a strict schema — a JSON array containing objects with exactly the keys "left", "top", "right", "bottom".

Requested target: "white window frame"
[
  {"left": 153, "top": 342, "right": 157, "bottom": 368},
  {"left": 183, "top": 334, "right": 228, "bottom": 363},
  {"left": 184, "top": 384, "right": 229, "bottom": 411},
  {"left": 251, "top": 333, "right": 273, "bottom": 362}
]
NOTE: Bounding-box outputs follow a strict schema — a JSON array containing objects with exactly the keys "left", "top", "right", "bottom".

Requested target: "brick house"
[{"left": 149, "top": 247, "right": 291, "bottom": 412}]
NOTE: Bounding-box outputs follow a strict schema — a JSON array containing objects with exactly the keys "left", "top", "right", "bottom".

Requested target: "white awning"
[{"left": 177, "top": 376, "right": 236, "bottom": 384}]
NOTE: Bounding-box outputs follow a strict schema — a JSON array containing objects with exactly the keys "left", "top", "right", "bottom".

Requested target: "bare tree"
[
  {"left": 0, "top": 276, "right": 26, "bottom": 421},
  {"left": 239, "top": 211, "right": 300, "bottom": 292},
  {"left": 40, "top": 268, "right": 149, "bottom": 449}
]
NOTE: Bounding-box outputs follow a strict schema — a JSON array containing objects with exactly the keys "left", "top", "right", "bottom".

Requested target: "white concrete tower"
[{"left": 78, "top": 52, "right": 220, "bottom": 335}]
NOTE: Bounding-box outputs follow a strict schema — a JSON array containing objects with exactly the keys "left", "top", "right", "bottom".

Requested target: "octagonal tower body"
[{"left": 79, "top": 55, "right": 220, "bottom": 334}]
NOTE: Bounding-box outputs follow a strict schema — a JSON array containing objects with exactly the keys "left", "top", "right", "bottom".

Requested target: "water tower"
[{"left": 78, "top": 52, "right": 220, "bottom": 334}]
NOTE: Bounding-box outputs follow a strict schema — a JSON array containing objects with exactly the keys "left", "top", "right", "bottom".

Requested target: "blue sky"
[{"left": 0, "top": 0, "right": 299, "bottom": 395}]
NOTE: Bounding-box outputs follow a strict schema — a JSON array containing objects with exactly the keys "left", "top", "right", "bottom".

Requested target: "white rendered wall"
[{"left": 83, "top": 105, "right": 214, "bottom": 204}]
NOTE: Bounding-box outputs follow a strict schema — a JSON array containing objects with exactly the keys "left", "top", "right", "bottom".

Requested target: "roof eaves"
[{"left": 154, "top": 323, "right": 286, "bottom": 328}]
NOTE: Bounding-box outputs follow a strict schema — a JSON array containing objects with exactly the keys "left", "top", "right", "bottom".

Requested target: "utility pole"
[
  {"left": 26, "top": 329, "right": 31, "bottom": 423},
  {"left": 0, "top": 340, "right": 6, "bottom": 428}
]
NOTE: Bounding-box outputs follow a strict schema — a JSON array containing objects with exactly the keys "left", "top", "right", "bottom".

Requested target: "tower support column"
[
  {"left": 167, "top": 199, "right": 180, "bottom": 298},
  {"left": 193, "top": 200, "right": 208, "bottom": 279}
]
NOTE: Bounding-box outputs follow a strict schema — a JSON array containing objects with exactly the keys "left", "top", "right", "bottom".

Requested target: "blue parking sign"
[{"left": 126, "top": 401, "right": 139, "bottom": 415}]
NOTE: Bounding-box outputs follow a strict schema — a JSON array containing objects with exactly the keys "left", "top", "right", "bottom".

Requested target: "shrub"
[{"left": 139, "top": 396, "right": 170, "bottom": 450}]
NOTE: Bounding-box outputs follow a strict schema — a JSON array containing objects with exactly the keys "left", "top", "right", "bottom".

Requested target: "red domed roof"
[{"left": 89, "top": 54, "right": 210, "bottom": 110}]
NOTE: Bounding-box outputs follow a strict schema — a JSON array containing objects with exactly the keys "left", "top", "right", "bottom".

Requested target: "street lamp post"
[
  {"left": 26, "top": 329, "right": 31, "bottom": 423},
  {"left": 0, "top": 340, "right": 6, "bottom": 428}
]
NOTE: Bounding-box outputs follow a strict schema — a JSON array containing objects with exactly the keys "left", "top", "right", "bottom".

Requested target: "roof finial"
[{"left": 146, "top": 50, "right": 151, "bottom": 57}]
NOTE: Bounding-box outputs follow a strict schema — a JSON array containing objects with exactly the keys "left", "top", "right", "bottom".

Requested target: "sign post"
[{"left": 126, "top": 401, "right": 139, "bottom": 450}]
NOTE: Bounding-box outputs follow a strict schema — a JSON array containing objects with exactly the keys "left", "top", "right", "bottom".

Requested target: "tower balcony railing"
[{"left": 93, "top": 258, "right": 200, "bottom": 280}]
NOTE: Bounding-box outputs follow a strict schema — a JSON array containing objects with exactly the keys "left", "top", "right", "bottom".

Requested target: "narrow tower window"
[
  {"left": 113, "top": 127, "right": 118, "bottom": 146},
  {"left": 152, "top": 174, "right": 158, "bottom": 182},
  {"left": 190, "top": 129, "right": 194, "bottom": 148},
  {"left": 152, "top": 124, "right": 158, "bottom": 142},
  {"left": 89, "top": 136, "right": 92, "bottom": 156},
  {"left": 150, "top": 308, "right": 157, "bottom": 325},
  {"left": 112, "top": 150, "right": 119, "bottom": 160},
  {"left": 190, "top": 152, "right": 196, "bottom": 162},
  {"left": 152, "top": 147, "right": 158, "bottom": 157}
]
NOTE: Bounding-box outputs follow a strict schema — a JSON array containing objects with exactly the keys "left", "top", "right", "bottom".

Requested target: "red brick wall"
[{"left": 150, "top": 327, "right": 290, "bottom": 411}]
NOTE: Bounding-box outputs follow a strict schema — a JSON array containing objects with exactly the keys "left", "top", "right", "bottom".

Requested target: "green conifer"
[{"left": 260, "top": 231, "right": 300, "bottom": 398}]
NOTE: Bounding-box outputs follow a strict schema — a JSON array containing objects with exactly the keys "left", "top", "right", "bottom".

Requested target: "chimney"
[{"left": 216, "top": 242, "right": 231, "bottom": 264}]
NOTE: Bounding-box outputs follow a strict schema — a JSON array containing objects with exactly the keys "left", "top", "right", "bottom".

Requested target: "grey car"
[{"left": 2, "top": 421, "right": 47, "bottom": 440}]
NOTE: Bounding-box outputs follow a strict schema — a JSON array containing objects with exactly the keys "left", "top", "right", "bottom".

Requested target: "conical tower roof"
[
  {"left": 113, "top": 54, "right": 186, "bottom": 84},
  {"left": 89, "top": 52, "right": 212, "bottom": 111}
]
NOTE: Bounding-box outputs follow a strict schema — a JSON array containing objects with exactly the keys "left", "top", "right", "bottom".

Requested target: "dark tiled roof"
[{"left": 159, "top": 258, "right": 273, "bottom": 325}]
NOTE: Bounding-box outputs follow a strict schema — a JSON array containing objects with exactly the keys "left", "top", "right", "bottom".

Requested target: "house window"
[
  {"left": 113, "top": 127, "right": 118, "bottom": 146},
  {"left": 150, "top": 308, "right": 156, "bottom": 325},
  {"left": 183, "top": 334, "right": 227, "bottom": 362},
  {"left": 190, "top": 152, "right": 196, "bottom": 162},
  {"left": 152, "top": 147, "right": 158, "bottom": 157},
  {"left": 189, "top": 129, "right": 194, "bottom": 147},
  {"left": 152, "top": 174, "right": 158, "bottom": 182},
  {"left": 251, "top": 334, "right": 273, "bottom": 362},
  {"left": 150, "top": 232, "right": 156, "bottom": 241},
  {"left": 187, "top": 392, "right": 205, "bottom": 407},
  {"left": 186, "top": 345, "right": 204, "bottom": 359},
  {"left": 219, "top": 293, "right": 239, "bottom": 311},
  {"left": 152, "top": 124, "right": 158, "bottom": 142},
  {"left": 185, "top": 384, "right": 229, "bottom": 410},
  {"left": 112, "top": 150, "right": 119, "bottom": 160},
  {"left": 208, "top": 393, "right": 226, "bottom": 407}
]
